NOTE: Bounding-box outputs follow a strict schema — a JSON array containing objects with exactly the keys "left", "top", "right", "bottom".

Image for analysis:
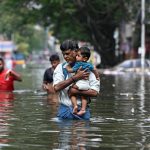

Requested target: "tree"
[{"left": 0, "top": 0, "right": 136, "bottom": 67}]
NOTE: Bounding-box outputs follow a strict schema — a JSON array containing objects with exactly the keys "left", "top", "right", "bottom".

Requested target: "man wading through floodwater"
[{"left": 48, "top": 39, "right": 100, "bottom": 120}]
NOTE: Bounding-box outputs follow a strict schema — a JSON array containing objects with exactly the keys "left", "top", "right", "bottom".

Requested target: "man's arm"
[
  {"left": 68, "top": 87, "right": 99, "bottom": 97},
  {"left": 42, "top": 82, "right": 48, "bottom": 91},
  {"left": 54, "top": 67, "right": 89, "bottom": 92},
  {"left": 6, "top": 70, "right": 22, "bottom": 81},
  {"left": 92, "top": 67, "right": 100, "bottom": 80},
  {"left": 69, "top": 71, "right": 100, "bottom": 97},
  {"left": 43, "top": 83, "right": 55, "bottom": 93}
]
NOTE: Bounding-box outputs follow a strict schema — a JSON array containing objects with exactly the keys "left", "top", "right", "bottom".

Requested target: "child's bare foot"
[
  {"left": 73, "top": 105, "right": 78, "bottom": 114},
  {"left": 77, "top": 109, "right": 86, "bottom": 116}
]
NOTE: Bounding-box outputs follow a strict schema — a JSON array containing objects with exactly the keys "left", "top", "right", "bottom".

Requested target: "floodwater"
[{"left": 0, "top": 66, "right": 150, "bottom": 150}]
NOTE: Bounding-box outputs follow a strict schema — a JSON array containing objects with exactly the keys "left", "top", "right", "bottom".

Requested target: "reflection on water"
[
  {"left": 0, "top": 92, "right": 14, "bottom": 148},
  {"left": 0, "top": 67, "right": 150, "bottom": 149},
  {"left": 49, "top": 120, "right": 97, "bottom": 149}
]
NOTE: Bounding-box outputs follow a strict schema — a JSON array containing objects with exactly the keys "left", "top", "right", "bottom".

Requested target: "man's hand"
[
  {"left": 42, "top": 83, "right": 48, "bottom": 91},
  {"left": 5, "top": 70, "right": 11, "bottom": 80},
  {"left": 73, "top": 67, "right": 89, "bottom": 81},
  {"left": 5, "top": 70, "right": 22, "bottom": 81},
  {"left": 43, "top": 83, "right": 55, "bottom": 93}
]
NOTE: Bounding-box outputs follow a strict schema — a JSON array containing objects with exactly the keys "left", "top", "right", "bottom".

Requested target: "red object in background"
[
  {"left": 0, "top": 92, "right": 14, "bottom": 101},
  {"left": 0, "top": 69, "right": 15, "bottom": 91}
]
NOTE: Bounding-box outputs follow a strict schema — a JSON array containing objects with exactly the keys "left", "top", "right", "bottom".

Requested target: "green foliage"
[
  {"left": 14, "top": 25, "right": 45, "bottom": 54},
  {"left": 0, "top": 0, "right": 138, "bottom": 66}
]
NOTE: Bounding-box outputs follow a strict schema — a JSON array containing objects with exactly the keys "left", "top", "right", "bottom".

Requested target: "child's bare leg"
[
  {"left": 71, "top": 95, "right": 78, "bottom": 114},
  {"left": 69, "top": 85, "right": 79, "bottom": 114},
  {"left": 77, "top": 96, "right": 87, "bottom": 116}
]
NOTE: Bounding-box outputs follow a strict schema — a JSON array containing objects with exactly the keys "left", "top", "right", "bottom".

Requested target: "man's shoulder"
[
  {"left": 54, "top": 62, "right": 66, "bottom": 72},
  {"left": 45, "top": 67, "right": 53, "bottom": 73},
  {"left": 62, "top": 62, "right": 68, "bottom": 67},
  {"left": 54, "top": 62, "right": 69, "bottom": 79},
  {"left": 56, "top": 62, "right": 68, "bottom": 69}
]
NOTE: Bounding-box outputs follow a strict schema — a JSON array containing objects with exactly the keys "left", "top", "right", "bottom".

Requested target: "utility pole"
[{"left": 141, "top": 0, "right": 145, "bottom": 69}]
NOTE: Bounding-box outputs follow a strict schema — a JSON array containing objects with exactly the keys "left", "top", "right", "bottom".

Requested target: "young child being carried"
[{"left": 66, "top": 46, "right": 99, "bottom": 116}]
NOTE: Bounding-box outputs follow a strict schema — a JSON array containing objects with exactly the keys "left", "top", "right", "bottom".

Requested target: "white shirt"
[{"left": 53, "top": 63, "right": 100, "bottom": 106}]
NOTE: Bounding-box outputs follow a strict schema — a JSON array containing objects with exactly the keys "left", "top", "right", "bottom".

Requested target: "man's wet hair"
[
  {"left": 79, "top": 46, "right": 91, "bottom": 60},
  {"left": 60, "top": 39, "right": 79, "bottom": 51},
  {"left": 49, "top": 54, "right": 60, "bottom": 62}
]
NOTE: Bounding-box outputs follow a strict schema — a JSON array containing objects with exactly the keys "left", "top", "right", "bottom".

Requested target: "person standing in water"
[
  {"left": 52, "top": 39, "right": 100, "bottom": 120},
  {"left": 0, "top": 57, "right": 22, "bottom": 92},
  {"left": 42, "top": 54, "right": 60, "bottom": 104}
]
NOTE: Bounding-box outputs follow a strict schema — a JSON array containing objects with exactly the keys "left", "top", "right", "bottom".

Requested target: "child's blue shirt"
[{"left": 72, "top": 62, "right": 94, "bottom": 72}]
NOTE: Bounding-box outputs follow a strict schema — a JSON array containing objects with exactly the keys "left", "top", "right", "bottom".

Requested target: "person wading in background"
[
  {"left": 0, "top": 57, "right": 22, "bottom": 92},
  {"left": 42, "top": 54, "right": 60, "bottom": 104}
]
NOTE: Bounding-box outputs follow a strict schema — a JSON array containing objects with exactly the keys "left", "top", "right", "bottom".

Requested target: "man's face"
[
  {"left": 51, "top": 60, "right": 60, "bottom": 69},
  {"left": 62, "top": 49, "right": 77, "bottom": 63},
  {"left": 0, "top": 60, "right": 4, "bottom": 72}
]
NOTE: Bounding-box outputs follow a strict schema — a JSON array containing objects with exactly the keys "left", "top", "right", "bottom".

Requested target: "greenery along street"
[{"left": 0, "top": 0, "right": 142, "bottom": 67}]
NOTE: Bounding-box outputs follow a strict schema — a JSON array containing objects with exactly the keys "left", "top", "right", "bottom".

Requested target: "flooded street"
[{"left": 0, "top": 66, "right": 150, "bottom": 150}]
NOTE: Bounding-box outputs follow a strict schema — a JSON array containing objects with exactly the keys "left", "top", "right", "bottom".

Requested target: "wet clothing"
[
  {"left": 57, "top": 104, "right": 90, "bottom": 120},
  {"left": 53, "top": 63, "right": 100, "bottom": 120},
  {"left": 73, "top": 62, "right": 94, "bottom": 90},
  {"left": 72, "top": 61, "right": 94, "bottom": 72},
  {"left": 0, "top": 69, "right": 15, "bottom": 91},
  {"left": 76, "top": 79, "right": 90, "bottom": 90}
]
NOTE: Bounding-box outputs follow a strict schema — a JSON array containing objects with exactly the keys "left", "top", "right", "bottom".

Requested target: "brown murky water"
[{"left": 0, "top": 66, "right": 150, "bottom": 150}]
